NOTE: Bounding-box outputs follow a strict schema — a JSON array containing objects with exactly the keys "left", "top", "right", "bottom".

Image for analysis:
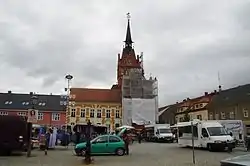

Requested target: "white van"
[
  {"left": 145, "top": 124, "right": 174, "bottom": 142},
  {"left": 177, "top": 119, "right": 235, "bottom": 151}
]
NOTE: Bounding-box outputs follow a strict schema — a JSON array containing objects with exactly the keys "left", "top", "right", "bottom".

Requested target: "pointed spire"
[{"left": 124, "top": 13, "right": 133, "bottom": 47}]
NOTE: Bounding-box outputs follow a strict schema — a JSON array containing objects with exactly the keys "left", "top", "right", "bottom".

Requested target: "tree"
[{"left": 183, "top": 112, "right": 190, "bottom": 122}]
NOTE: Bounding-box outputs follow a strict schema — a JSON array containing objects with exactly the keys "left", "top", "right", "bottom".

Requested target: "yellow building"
[{"left": 66, "top": 88, "right": 122, "bottom": 131}]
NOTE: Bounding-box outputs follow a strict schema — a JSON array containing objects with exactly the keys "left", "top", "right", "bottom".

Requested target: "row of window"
[
  {"left": 209, "top": 109, "right": 249, "bottom": 120},
  {"left": 4, "top": 101, "right": 66, "bottom": 106},
  {"left": 71, "top": 109, "right": 120, "bottom": 118},
  {"left": 0, "top": 111, "right": 61, "bottom": 121},
  {"left": 178, "top": 114, "right": 202, "bottom": 122},
  {"left": 194, "top": 103, "right": 204, "bottom": 109},
  {"left": 177, "top": 109, "right": 249, "bottom": 122},
  {"left": 177, "top": 104, "right": 205, "bottom": 113},
  {"left": 178, "top": 126, "right": 211, "bottom": 139},
  {"left": 0, "top": 111, "right": 8, "bottom": 115},
  {"left": 94, "top": 135, "right": 121, "bottom": 143},
  {"left": 70, "top": 123, "right": 121, "bottom": 129}
]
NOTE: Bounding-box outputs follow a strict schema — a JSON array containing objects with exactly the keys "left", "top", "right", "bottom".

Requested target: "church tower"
[{"left": 117, "top": 13, "right": 143, "bottom": 87}]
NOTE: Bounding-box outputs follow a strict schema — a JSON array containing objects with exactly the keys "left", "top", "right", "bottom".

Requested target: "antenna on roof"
[
  {"left": 218, "top": 71, "right": 221, "bottom": 86},
  {"left": 218, "top": 71, "right": 222, "bottom": 92}
]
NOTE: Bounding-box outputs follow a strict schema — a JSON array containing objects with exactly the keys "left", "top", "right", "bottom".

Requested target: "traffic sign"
[{"left": 27, "top": 109, "right": 38, "bottom": 123}]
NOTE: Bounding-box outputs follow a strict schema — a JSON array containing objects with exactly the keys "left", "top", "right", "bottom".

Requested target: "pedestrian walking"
[
  {"left": 44, "top": 129, "right": 50, "bottom": 155},
  {"left": 122, "top": 130, "right": 129, "bottom": 155},
  {"left": 138, "top": 132, "right": 142, "bottom": 144}
]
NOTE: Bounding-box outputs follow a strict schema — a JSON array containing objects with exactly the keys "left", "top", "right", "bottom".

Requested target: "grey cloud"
[{"left": 1, "top": 0, "right": 250, "bottom": 106}]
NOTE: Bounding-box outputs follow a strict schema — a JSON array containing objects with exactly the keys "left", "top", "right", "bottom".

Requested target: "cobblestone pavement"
[{"left": 0, "top": 143, "right": 249, "bottom": 166}]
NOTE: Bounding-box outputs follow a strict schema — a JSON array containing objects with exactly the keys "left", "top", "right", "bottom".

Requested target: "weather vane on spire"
[{"left": 127, "top": 12, "right": 131, "bottom": 21}]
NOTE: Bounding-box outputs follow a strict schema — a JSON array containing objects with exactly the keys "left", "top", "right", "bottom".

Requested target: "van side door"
[{"left": 201, "top": 128, "right": 209, "bottom": 148}]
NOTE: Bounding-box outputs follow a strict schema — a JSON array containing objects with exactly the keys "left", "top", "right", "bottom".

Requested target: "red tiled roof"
[
  {"left": 70, "top": 88, "right": 121, "bottom": 103},
  {"left": 178, "top": 94, "right": 214, "bottom": 108}
]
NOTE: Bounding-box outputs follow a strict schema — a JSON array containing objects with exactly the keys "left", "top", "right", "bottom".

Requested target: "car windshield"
[
  {"left": 207, "top": 127, "right": 227, "bottom": 136},
  {"left": 159, "top": 129, "right": 171, "bottom": 133}
]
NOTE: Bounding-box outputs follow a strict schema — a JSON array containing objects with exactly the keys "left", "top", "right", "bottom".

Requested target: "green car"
[{"left": 75, "top": 135, "right": 125, "bottom": 156}]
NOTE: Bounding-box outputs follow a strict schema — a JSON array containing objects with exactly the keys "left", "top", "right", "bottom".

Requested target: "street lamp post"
[
  {"left": 27, "top": 94, "right": 38, "bottom": 157},
  {"left": 191, "top": 119, "right": 195, "bottom": 165},
  {"left": 84, "top": 120, "right": 92, "bottom": 164},
  {"left": 65, "top": 74, "right": 73, "bottom": 131}
]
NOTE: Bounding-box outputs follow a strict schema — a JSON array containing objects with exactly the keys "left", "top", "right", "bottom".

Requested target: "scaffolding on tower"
[{"left": 121, "top": 53, "right": 159, "bottom": 126}]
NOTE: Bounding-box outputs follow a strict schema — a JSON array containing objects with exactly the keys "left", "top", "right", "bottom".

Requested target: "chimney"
[
  {"left": 30, "top": 92, "right": 33, "bottom": 95},
  {"left": 50, "top": 93, "right": 52, "bottom": 95},
  {"left": 183, "top": 99, "right": 186, "bottom": 102},
  {"left": 204, "top": 92, "right": 208, "bottom": 96},
  {"left": 8, "top": 90, "right": 11, "bottom": 94},
  {"left": 214, "top": 90, "right": 217, "bottom": 94}
]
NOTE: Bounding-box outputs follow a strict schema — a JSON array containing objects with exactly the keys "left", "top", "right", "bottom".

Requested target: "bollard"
[{"left": 84, "top": 120, "right": 93, "bottom": 164}]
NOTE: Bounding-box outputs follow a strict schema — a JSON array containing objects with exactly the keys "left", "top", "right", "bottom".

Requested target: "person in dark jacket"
[
  {"left": 138, "top": 132, "right": 142, "bottom": 144},
  {"left": 75, "top": 131, "right": 80, "bottom": 144},
  {"left": 44, "top": 129, "right": 51, "bottom": 155},
  {"left": 122, "top": 130, "right": 129, "bottom": 155}
]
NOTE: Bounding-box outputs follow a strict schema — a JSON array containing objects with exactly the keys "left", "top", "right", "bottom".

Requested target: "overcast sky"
[{"left": 1, "top": 0, "right": 250, "bottom": 106}]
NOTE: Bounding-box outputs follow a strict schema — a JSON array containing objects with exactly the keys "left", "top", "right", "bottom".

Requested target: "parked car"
[
  {"left": 75, "top": 134, "right": 125, "bottom": 156},
  {"left": 221, "top": 154, "right": 250, "bottom": 166}
]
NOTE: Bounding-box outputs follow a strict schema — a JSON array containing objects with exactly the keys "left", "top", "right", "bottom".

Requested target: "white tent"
[{"left": 117, "top": 125, "right": 134, "bottom": 130}]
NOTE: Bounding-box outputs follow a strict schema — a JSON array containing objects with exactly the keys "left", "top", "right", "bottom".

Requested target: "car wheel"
[
  {"left": 80, "top": 148, "right": 86, "bottom": 156},
  {"left": 116, "top": 148, "right": 125, "bottom": 156}
]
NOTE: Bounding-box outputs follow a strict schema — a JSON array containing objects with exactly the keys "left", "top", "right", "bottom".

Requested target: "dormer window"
[
  {"left": 38, "top": 102, "right": 46, "bottom": 106},
  {"left": 5, "top": 101, "right": 12, "bottom": 105},
  {"left": 22, "top": 102, "right": 29, "bottom": 105},
  {"left": 60, "top": 101, "right": 67, "bottom": 105}
]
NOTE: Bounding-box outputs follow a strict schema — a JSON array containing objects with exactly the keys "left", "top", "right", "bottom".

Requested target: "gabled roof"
[
  {"left": 208, "top": 84, "right": 250, "bottom": 108},
  {"left": 70, "top": 88, "right": 121, "bottom": 103},
  {"left": 158, "top": 105, "right": 170, "bottom": 116},
  {"left": 158, "top": 104, "right": 177, "bottom": 116},
  {"left": 179, "top": 95, "right": 213, "bottom": 107},
  {"left": 158, "top": 105, "right": 169, "bottom": 112},
  {"left": 0, "top": 92, "right": 67, "bottom": 111}
]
